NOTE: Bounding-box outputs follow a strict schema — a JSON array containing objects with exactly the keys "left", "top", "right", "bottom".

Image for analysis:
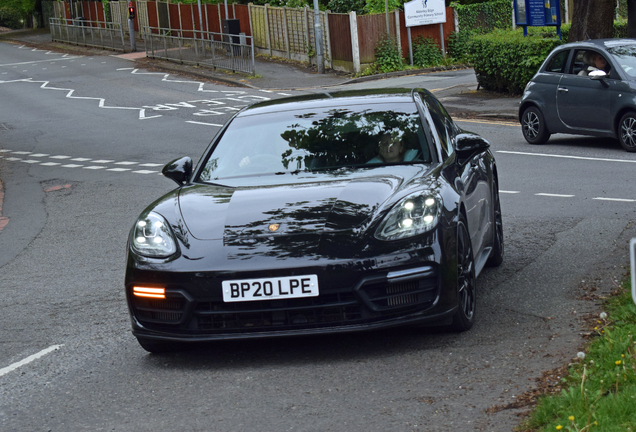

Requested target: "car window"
[
  {"left": 197, "top": 103, "right": 432, "bottom": 181},
  {"left": 571, "top": 49, "right": 612, "bottom": 78},
  {"left": 425, "top": 97, "right": 455, "bottom": 159},
  {"left": 545, "top": 50, "right": 569, "bottom": 73},
  {"left": 607, "top": 44, "right": 636, "bottom": 78}
]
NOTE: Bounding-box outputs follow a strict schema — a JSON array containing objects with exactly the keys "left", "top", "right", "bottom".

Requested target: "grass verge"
[{"left": 518, "top": 280, "right": 636, "bottom": 431}]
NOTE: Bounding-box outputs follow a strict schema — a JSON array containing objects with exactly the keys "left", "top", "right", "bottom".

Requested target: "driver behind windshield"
[{"left": 368, "top": 132, "right": 405, "bottom": 164}]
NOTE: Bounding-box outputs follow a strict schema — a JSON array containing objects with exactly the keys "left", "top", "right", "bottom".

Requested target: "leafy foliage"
[
  {"left": 468, "top": 29, "right": 562, "bottom": 93},
  {"left": 364, "top": 0, "right": 402, "bottom": 15},
  {"left": 450, "top": 0, "right": 512, "bottom": 35},
  {"left": 373, "top": 34, "right": 403, "bottom": 73},
  {"left": 0, "top": 6, "right": 23, "bottom": 28},
  {"left": 412, "top": 36, "right": 443, "bottom": 68},
  {"left": 326, "top": 0, "right": 365, "bottom": 14},
  {"left": 447, "top": 30, "right": 471, "bottom": 62}
]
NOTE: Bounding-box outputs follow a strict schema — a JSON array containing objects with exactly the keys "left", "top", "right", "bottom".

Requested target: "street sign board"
[
  {"left": 514, "top": 0, "right": 561, "bottom": 37},
  {"left": 404, "top": 0, "right": 446, "bottom": 28}
]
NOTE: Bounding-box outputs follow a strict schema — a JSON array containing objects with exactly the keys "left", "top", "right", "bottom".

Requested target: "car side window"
[
  {"left": 545, "top": 50, "right": 569, "bottom": 73},
  {"left": 571, "top": 49, "right": 613, "bottom": 78}
]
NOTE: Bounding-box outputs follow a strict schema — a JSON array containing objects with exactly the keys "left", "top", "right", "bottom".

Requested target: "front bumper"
[{"left": 126, "top": 259, "right": 458, "bottom": 342}]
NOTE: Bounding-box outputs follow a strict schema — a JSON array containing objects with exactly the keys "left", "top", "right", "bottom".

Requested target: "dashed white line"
[
  {"left": 107, "top": 168, "right": 131, "bottom": 172},
  {"left": 535, "top": 193, "right": 575, "bottom": 198},
  {"left": 40, "top": 162, "right": 61, "bottom": 166},
  {"left": 186, "top": 121, "right": 223, "bottom": 127},
  {"left": 50, "top": 155, "right": 71, "bottom": 159},
  {"left": 498, "top": 150, "right": 636, "bottom": 164},
  {"left": 138, "top": 163, "right": 163, "bottom": 167},
  {"left": 83, "top": 166, "right": 105, "bottom": 170},
  {"left": 71, "top": 157, "right": 92, "bottom": 162},
  {"left": 500, "top": 190, "right": 520, "bottom": 194},
  {"left": 593, "top": 197, "right": 636, "bottom": 202},
  {"left": 61, "top": 164, "right": 82, "bottom": 168},
  {"left": 0, "top": 345, "right": 63, "bottom": 378},
  {"left": 91, "top": 159, "right": 115, "bottom": 163},
  {"left": 133, "top": 170, "right": 159, "bottom": 174},
  {"left": 114, "top": 161, "right": 138, "bottom": 165}
]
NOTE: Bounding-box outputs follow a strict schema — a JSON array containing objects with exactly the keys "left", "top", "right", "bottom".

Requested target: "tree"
[{"left": 568, "top": 0, "right": 614, "bottom": 41}]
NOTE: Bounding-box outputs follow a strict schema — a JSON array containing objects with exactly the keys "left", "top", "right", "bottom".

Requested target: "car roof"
[
  {"left": 556, "top": 38, "right": 636, "bottom": 51},
  {"left": 238, "top": 88, "right": 417, "bottom": 117}
]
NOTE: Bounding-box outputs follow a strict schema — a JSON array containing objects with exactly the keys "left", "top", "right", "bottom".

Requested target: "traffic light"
[{"left": 128, "top": 2, "right": 135, "bottom": 19}]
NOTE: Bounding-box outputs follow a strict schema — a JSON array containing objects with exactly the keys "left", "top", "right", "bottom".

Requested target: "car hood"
[{"left": 178, "top": 167, "right": 430, "bottom": 241}]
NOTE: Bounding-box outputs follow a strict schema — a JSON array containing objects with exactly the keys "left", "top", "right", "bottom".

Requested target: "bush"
[
  {"left": 0, "top": 7, "right": 23, "bottom": 29},
  {"left": 447, "top": 31, "right": 471, "bottom": 62},
  {"left": 326, "top": 0, "right": 365, "bottom": 14},
  {"left": 412, "top": 36, "right": 443, "bottom": 68},
  {"left": 469, "top": 29, "right": 563, "bottom": 93},
  {"left": 451, "top": 0, "right": 512, "bottom": 35},
  {"left": 374, "top": 34, "right": 403, "bottom": 73}
]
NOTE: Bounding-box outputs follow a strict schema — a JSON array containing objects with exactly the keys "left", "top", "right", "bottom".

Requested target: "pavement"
[{"left": 0, "top": 28, "right": 521, "bottom": 122}]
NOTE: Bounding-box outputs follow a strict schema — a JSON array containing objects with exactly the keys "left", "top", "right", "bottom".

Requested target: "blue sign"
[{"left": 514, "top": 0, "right": 561, "bottom": 38}]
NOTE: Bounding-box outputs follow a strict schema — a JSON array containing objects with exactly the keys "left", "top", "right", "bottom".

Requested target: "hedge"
[{"left": 469, "top": 29, "right": 563, "bottom": 94}]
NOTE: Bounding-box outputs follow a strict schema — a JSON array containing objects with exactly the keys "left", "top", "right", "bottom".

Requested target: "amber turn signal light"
[{"left": 133, "top": 286, "right": 165, "bottom": 299}]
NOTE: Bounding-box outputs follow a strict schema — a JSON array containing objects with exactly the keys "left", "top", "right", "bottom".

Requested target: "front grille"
[
  {"left": 132, "top": 296, "right": 186, "bottom": 325},
  {"left": 360, "top": 277, "right": 439, "bottom": 312},
  {"left": 192, "top": 292, "right": 363, "bottom": 331}
]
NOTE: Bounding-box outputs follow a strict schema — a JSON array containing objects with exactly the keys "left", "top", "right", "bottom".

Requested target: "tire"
[
  {"left": 521, "top": 106, "right": 550, "bottom": 145},
  {"left": 450, "top": 216, "right": 476, "bottom": 332},
  {"left": 486, "top": 179, "right": 504, "bottom": 267},
  {"left": 618, "top": 112, "right": 636, "bottom": 152},
  {"left": 136, "top": 337, "right": 180, "bottom": 354}
]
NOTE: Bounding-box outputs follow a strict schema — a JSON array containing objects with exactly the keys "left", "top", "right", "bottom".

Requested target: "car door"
[
  {"left": 425, "top": 96, "right": 490, "bottom": 257},
  {"left": 556, "top": 49, "right": 613, "bottom": 132}
]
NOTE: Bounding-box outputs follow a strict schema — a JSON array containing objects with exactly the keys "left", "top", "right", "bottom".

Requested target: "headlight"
[
  {"left": 375, "top": 192, "right": 443, "bottom": 241},
  {"left": 131, "top": 212, "right": 177, "bottom": 258}
]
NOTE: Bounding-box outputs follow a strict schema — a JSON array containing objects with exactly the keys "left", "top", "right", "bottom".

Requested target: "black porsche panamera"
[{"left": 125, "top": 88, "right": 504, "bottom": 353}]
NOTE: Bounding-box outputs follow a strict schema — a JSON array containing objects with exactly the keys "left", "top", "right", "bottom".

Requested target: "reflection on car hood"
[{"left": 178, "top": 168, "right": 429, "bottom": 241}]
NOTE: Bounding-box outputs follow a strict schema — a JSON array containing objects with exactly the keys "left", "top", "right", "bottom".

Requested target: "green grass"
[{"left": 519, "top": 281, "right": 636, "bottom": 431}]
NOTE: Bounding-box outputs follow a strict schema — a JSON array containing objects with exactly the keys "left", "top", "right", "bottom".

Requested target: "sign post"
[
  {"left": 404, "top": 0, "right": 447, "bottom": 61},
  {"left": 128, "top": 2, "right": 136, "bottom": 52},
  {"left": 631, "top": 238, "right": 636, "bottom": 306}
]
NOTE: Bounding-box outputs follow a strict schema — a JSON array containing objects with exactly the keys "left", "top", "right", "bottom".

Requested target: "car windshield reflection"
[
  {"left": 197, "top": 103, "right": 431, "bottom": 182},
  {"left": 607, "top": 44, "right": 636, "bottom": 78}
]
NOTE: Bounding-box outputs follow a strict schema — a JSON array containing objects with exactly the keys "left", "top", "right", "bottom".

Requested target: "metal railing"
[
  {"left": 49, "top": 18, "right": 126, "bottom": 52},
  {"left": 144, "top": 27, "right": 256, "bottom": 75}
]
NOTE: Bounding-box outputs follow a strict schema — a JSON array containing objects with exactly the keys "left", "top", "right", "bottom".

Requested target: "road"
[{"left": 0, "top": 42, "right": 635, "bottom": 431}]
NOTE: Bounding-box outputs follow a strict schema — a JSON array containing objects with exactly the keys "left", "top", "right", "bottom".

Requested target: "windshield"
[
  {"left": 607, "top": 44, "right": 636, "bottom": 78},
  {"left": 197, "top": 103, "right": 431, "bottom": 182}
]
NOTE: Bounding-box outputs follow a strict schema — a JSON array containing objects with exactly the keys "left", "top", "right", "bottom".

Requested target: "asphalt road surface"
[{"left": 1, "top": 41, "right": 635, "bottom": 431}]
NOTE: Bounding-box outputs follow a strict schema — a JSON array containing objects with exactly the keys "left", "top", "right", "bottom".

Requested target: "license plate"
[{"left": 222, "top": 275, "right": 319, "bottom": 302}]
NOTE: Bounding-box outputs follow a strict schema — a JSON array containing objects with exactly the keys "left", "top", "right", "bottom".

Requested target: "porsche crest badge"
[{"left": 268, "top": 223, "right": 280, "bottom": 232}]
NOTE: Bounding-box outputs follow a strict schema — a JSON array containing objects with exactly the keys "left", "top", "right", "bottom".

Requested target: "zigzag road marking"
[
  {"left": 0, "top": 78, "right": 161, "bottom": 120},
  {"left": 127, "top": 68, "right": 247, "bottom": 95}
]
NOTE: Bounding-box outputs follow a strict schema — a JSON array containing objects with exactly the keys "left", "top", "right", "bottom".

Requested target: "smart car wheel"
[
  {"left": 451, "top": 216, "right": 476, "bottom": 332},
  {"left": 521, "top": 106, "right": 550, "bottom": 145},
  {"left": 486, "top": 179, "right": 504, "bottom": 267},
  {"left": 618, "top": 112, "right": 636, "bottom": 152}
]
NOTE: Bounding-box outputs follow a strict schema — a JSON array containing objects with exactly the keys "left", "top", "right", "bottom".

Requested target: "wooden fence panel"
[
  {"left": 399, "top": 7, "right": 454, "bottom": 60},
  {"left": 357, "top": 13, "right": 396, "bottom": 64},
  {"left": 328, "top": 13, "right": 352, "bottom": 63},
  {"left": 235, "top": 4, "right": 251, "bottom": 36}
]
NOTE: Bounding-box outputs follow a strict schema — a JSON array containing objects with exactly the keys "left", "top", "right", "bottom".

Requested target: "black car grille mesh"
[
  {"left": 193, "top": 292, "right": 363, "bottom": 331},
  {"left": 360, "top": 278, "right": 439, "bottom": 311},
  {"left": 133, "top": 297, "right": 185, "bottom": 324}
]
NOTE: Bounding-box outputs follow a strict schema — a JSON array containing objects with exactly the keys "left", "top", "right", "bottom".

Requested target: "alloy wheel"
[
  {"left": 457, "top": 222, "right": 475, "bottom": 321},
  {"left": 523, "top": 111, "right": 539, "bottom": 140},
  {"left": 621, "top": 116, "right": 636, "bottom": 149}
]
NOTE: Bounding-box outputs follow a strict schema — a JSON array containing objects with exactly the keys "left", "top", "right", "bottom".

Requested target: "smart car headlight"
[
  {"left": 375, "top": 192, "right": 443, "bottom": 241},
  {"left": 131, "top": 212, "right": 177, "bottom": 258}
]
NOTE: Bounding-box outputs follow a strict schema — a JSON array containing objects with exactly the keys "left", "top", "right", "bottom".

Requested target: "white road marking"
[
  {"left": 500, "top": 190, "right": 520, "bottom": 194},
  {"left": 278, "top": 93, "right": 292, "bottom": 96},
  {"left": 50, "top": 155, "right": 71, "bottom": 159},
  {"left": 535, "top": 193, "right": 575, "bottom": 198},
  {"left": 11, "top": 151, "right": 31, "bottom": 154},
  {"left": 30, "top": 153, "right": 49, "bottom": 157},
  {"left": 21, "top": 160, "right": 40, "bottom": 164},
  {"left": 61, "top": 164, "right": 82, "bottom": 168},
  {"left": 498, "top": 150, "right": 636, "bottom": 164},
  {"left": 71, "top": 157, "right": 92, "bottom": 162},
  {"left": 138, "top": 163, "right": 163, "bottom": 167},
  {"left": 91, "top": 159, "right": 115, "bottom": 163},
  {"left": 107, "top": 168, "right": 131, "bottom": 172},
  {"left": 593, "top": 197, "right": 636, "bottom": 202},
  {"left": 0, "top": 345, "right": 63, "bottom": 378},
  {"left": 186, "top": 121, "right": 223, "bottom": 127},
  {"left": 133, "top": 170, "right": 159, "bottom": 174},
  {"left": 83, "top": 166, "right": 105, "bottom": 170},
  {"left": 115, "top": 161, "right": 138, "bottom": 165},
  {"left": 455, "top": 119, "right": 519, "bottom": 127},
  {"left": 40, "top": 162, "right": 61, "bottom": 166},
  {"left": 0, "top": 56, "right": 81, "bottom": 67}
]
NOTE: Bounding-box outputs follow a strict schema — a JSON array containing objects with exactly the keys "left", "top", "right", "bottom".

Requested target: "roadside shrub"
[
  {"left": 374, "top": 35, "right": 403, "bottom": 73},
  {"left": 451, "top": 0, "right": 512, "bottom": 35},
  {"left": 447, "top": 30, "right": 471, "bottom": 62},
  {"left": 412, "top": 36, "right": 443, "bottom": 68},
  {"left": 327, "top": 0, "right": 365, "bottom": 14},
  {"left": 0, "top": 7, "right": 23, "bottom": 29},
  {"left": 614, "top": 20, "right": 627, "bottom": 38},
  {"left": 469, "top": 29, "right": 562, "bottom": 93}
]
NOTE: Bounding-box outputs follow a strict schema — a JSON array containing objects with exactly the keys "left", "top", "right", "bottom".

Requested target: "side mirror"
[
  {"left": 162, "top": 156, "right": 193, "bottom": 186},
  {"left": 589, "top": 70, "right": 607, "bottom": 80},
  {"left": 455, "top": 133, "right": 490, "bottom": 157}
]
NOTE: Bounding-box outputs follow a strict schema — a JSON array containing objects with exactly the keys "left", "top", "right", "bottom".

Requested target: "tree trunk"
[
  {"left": 628, "top": 0, "right": 636, "bottom": 37},
  {"left": 569, "top": 0, "right": 614, "bottom": 41}
]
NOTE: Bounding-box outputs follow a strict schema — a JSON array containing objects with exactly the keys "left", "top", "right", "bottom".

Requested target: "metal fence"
[
  {"left": 49, "top": 18, "right": 126, "bottom": 51},
  {"left": 144, "top": 27, "right": 255, "bottom": 75}
]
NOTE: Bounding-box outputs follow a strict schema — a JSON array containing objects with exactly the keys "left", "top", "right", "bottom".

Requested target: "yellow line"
[{"left": 453, "top": 118, "right": 519, "bottom": 127}]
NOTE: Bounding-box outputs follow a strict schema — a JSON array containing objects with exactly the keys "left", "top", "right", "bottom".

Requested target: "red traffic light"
[{"left": 128, "top": 5, "right": 135, "bottom": 19}]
